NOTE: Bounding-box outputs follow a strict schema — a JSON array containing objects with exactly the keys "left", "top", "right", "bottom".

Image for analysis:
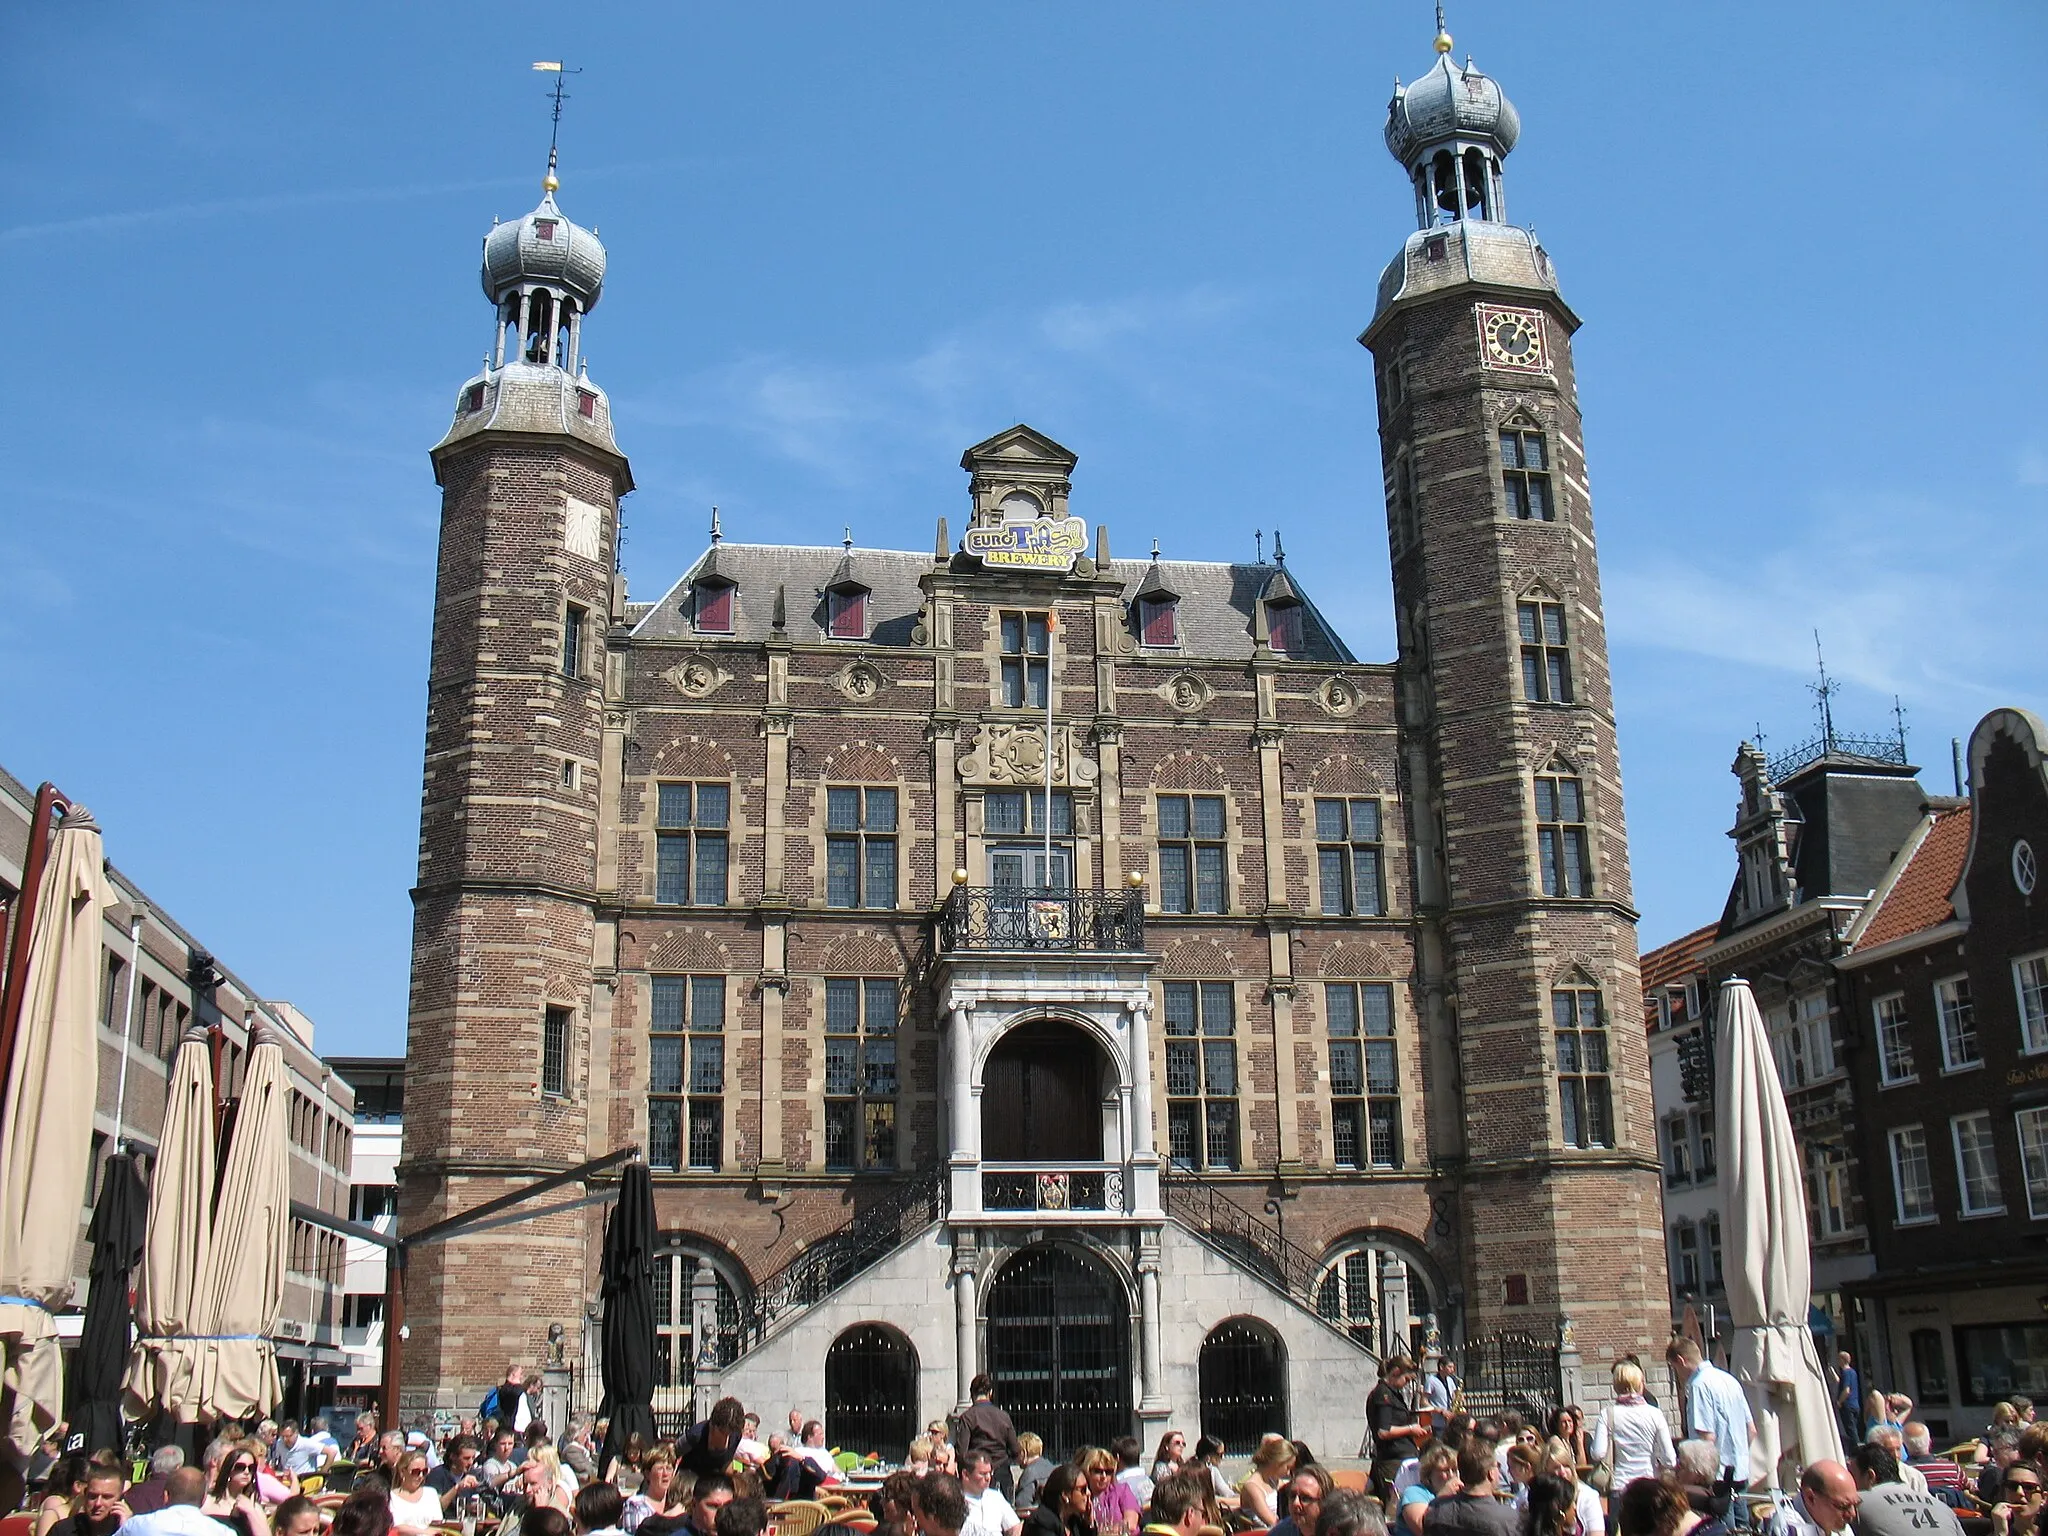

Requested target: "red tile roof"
[
  {"left": 1642, "top": 922, "right": 1718, "bottom": 994},
  {"left": 1856, "top": 805, "right": 1972, "bottom": 951}
]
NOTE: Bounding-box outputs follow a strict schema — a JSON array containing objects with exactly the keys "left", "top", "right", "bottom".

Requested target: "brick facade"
[{"left": 400, "top": 48, "right": 1670, "bottom": 1437}]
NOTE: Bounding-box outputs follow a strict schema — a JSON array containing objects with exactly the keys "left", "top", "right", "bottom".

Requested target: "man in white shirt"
[
  {"left": 961, "top": 1452, "right": 1021, "bottom": 1536},
  {"left": 113, "top": 1469, "right": 233, "bottom": 1536},
  {"left": 1666, "top": 1337, "right": 1753, "bottom": 1492}
]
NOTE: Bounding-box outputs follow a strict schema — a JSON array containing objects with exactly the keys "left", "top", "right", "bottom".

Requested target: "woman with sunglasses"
[
  {"left": 202, "top": 1446, "right": 270, "bottom": 1536},
  {"left": 1995, "top": 1467, "right": 2045, "bottom": 1536},
  {"left": 387, "top": 1450, "right": 446, "bottom": 1536},
  {"left": 1150, "top": 1435, "right": 1187, "bottom": 1488}
]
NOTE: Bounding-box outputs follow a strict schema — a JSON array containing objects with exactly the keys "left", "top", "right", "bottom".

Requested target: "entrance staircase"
[{"left": 709, "top": 1162, "right": 1378, "bottom": 1373}]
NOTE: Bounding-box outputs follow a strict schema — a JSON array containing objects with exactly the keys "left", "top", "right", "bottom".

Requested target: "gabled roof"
[
  {"left": 1106, "top": 557, "right": 1354, "bottom": 663},
  {"left": 1852, "top": 805, "right": 1972, "bottom": 953}
]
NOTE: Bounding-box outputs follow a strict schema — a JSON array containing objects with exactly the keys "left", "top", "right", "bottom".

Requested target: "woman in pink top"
[{"left": 1081, "top": 1449, "right": 1139, "bottom": 1536}]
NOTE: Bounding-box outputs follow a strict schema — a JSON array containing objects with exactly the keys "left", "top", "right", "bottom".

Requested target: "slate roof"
[
  {"left": 629, "top": 542, "right": 1358, "bottom": 662},
  {"left": 1855, "top": 805, "right": 1972, "bottom": 952},
  {"left": 1778, "top": 757, "right": 1934, "bottom": 903}
]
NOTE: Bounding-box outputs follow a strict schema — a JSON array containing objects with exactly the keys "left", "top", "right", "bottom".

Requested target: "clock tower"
[
  {"left": 1365, "top": 23, "right": 1668, "bottom": 1361},
  {"left": 398, "top": 150, "right": 633, "bottom": 1412}
]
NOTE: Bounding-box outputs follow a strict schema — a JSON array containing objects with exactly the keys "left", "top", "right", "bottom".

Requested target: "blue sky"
[{"left": 4, "top": 3, "right": 2042, "bottom": 1057}]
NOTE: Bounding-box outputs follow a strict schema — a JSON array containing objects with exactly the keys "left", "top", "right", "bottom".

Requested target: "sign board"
[{"left": 964, "top": 515, "right": 1087, "bottom": 572}]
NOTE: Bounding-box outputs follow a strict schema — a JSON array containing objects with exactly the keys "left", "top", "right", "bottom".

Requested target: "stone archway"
[
  {"left": 984, "top": 1243, "right": 1131, "bottom": 1458},
  {"left": 982, "top": 1019, "right": 1108, "bottom": 1161}
]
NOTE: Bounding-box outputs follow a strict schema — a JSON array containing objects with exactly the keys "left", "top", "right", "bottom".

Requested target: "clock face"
[{"left": 1478, "top": 305, "right": 1547, "bottom": 371}]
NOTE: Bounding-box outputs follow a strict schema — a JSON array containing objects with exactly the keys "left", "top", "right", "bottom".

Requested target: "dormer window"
[
  {"left": 1267, "top": 599, "right": 1303, "bottom": 655},
  {"left": 1139, "top": 597, "right": 1179, "bottom": 648},
  {"left": 693, "top": 579, "right": 734, "bottom": 634},
  {"left": 827, "top": 585, "right": 868, "bottom": 640},
  {"left": 576, "top": 389, "right": 596, "bottom": 418},
  {"left": 465, "top": 383, "right": 486, "bottom": 413},
  {"left": 534, "top": 220, "right": 558, "bottom": 241}
]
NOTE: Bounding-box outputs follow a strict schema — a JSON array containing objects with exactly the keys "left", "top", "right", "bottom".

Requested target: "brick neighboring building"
[
  {"left": 397, "top": 30, "right": 1670, "bottom": 1452},
  {"left": 0, "top": 763, "right": 355, "bottom": 1417},
  {"left": 1834, "top": 708, "right": 2048, "bottom": 1438},
  {"left": 1640, "top": 925, "right": 1723, "bottom": 1336}
]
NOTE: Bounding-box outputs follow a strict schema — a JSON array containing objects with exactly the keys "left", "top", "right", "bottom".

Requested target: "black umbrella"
[
  {"left": 596, "top": 1161, "right": 658, "bottom": 1476},
  {"left": 72, "top": 1152, "right": 147, "bottom": 1457}
]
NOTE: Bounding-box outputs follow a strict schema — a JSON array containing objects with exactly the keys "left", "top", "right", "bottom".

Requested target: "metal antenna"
[
  {"left": 1892, "top": 695, "right": 1910, "bottom": 754},
  {"left": 1808, "top": 631, "right": 1837, "bottom": 753},
  {"left": 533, "top": 61, "right": 582, "bottom": 158}
]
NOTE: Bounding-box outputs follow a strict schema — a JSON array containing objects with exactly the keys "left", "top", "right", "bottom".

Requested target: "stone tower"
[
  {"left": 1364, "top": 24, "right": 1667, "bottom": 1361},
  {"left": 399, "top": 149, "right": 633, "bottom": 1411}
]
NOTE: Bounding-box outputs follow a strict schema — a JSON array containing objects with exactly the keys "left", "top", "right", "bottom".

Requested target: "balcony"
[
  {"left": 938, "top": 886, "right": 1145, "bottom": 954},
  {"left": 981, "top": 1163, "right": 1128, "bottom": 1215}
]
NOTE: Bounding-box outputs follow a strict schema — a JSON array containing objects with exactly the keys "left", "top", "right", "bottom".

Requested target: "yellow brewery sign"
[{"left": 965, "top": 516, "right": 1088, "bottom": 572}]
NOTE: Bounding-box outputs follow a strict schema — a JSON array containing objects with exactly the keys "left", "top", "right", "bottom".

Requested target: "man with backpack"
[{"left": 482, "top": 1364, "right": 535, "bottom": 1434}]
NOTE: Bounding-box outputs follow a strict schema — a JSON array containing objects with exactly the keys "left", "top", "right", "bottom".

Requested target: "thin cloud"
[{"left": 0, "top": 158, "right": 697, "bottom": 246}]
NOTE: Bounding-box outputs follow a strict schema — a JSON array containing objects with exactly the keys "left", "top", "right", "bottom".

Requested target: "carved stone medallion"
[
  {"left": 1157, "top": 672, "right": 1211, "bottom": 713},
  {"left": 1317, "top": 676, "right": 1362, "bottom": 717},
  {"left": 663, "top": 654, "right": 729, "bottom": 699},
  {"left": 958, "top": 722, "right": 1100, "bottom": 787},
  {"left": 830, "top": 659, "right": 886, "bottom": 703}
]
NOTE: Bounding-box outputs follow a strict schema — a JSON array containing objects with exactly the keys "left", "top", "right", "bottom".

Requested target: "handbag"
[{"left": 1587, "top": 1409, "right": 1615, "bottom": 1496}]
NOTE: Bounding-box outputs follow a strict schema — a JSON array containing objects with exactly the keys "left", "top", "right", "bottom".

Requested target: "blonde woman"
[
  {"left": 907, "top": 1438, "right": 936, "bottom": 1477},
  {"left": 1543, "top": 1439, "right": 1604, "bottom": 1536},
  {"left": 1398, "top": 1444, "right": 1460, "bottom": 1536},
  {"left": 1080, "top": 1448, "right": 1140, "bottom": 1536},
  {"left": 1590, "top": 1361, "right": 1674, "bottom": 1490},
  {"left": 1235, "top": 1437, "right": 1295, "bottom": 1530}
]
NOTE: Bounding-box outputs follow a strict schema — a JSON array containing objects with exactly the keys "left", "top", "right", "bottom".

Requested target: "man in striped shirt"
[{"left": 1902, "top": 1424, "right": 1970, "bottom": 1497}]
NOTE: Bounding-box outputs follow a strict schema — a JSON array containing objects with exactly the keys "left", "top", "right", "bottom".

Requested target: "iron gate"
[
  {"left": 1198, "top": 1318, "right": 1288, "bottom": 1454},
  {"left": 825, "top": 1324, "right": 920, "bottom": 1459},
  {"left": 986, "top": 1245, "right": 1131, "bottom": 1458},
  {"left": 1461, "top": 1329, "right": 1562, "bottom": 1423}
]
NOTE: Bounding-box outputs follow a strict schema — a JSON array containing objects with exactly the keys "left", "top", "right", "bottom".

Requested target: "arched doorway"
[
  {"left": 985, "top": 1245, "right": 1130, "bottom": 1458},
  {"left": 982, "top": 1021, "right": 1106, "bottom": 1161},
  {"left": 1198, "top": 1317, "right": 1288, "bottom": 1454},
  {"left": 825, "top": 1324, "right": 919, "bottom": 1458}
]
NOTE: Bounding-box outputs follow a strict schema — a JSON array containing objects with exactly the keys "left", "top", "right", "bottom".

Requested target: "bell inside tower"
[{"left": 1418, "top": 146, "right": 1501, "bottom": 224}]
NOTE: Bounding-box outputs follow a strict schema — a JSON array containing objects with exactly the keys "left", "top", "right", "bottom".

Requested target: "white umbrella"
[
  {"left": 124, "top": 1023, "right": 217, "bottom": 1423},
  {"left": 1715, "top": 976, "right": 1841, "bottom": 1489},
  {"left": 0, "top": 809, "right": 108, "bottom": 1455},
  {"left": 194, "top": 1022, "right": 288, "bottom": 1419}
]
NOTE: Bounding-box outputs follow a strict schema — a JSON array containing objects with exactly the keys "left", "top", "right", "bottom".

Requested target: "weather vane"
[{"left": 532, "top": 60, "right": 583, "bottom": 160}]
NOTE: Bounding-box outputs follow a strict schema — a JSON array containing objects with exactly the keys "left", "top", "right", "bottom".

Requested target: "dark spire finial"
[
  {"left": 844, "top": 526, "right": 854, "bottom": 552},
  {"left": 1434, "top": 2, "right": 1453, "bottom": 54},
  {"left": 1150, "top": 538, "right": 1161, "bottom": 562},
  {"left": 1254, "top": 530, "right": 1264, "bottom": 564},
  {"left": 532, "top": 61, "right": 583, "bottom": 188},
  {"left": 1273, "top": 528, "right": 1287, "bottom": 566},
  {"left": 709, "top": 506, "right": 722, "bottom": 545},
  {"left": 1808, "top": 630, "right": 1837, "bottom": 752}
]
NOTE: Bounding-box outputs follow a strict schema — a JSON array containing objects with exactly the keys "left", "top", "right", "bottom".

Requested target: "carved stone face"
[{"left": 1172, "top": 678, "right": 1201, "bottom": 709}]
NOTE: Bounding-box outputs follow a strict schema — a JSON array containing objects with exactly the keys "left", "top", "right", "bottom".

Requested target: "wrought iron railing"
[
  {"left": 937, "top": 886, "right": 1145, "bottom": 953},
  {"left": 1161, "top": 1166, "right": 1333, "bottom": 1324},
  {"left": 727, "top": 1166, "right": 946, "bottom": 1360},
  {"left": 1461, "top": 1328, "right": 1563, "bottom": 1422},
  {"left": 1767, "top": 729, "right": 1907, "bottom": 782},
  {"left": 982, "top": 1164, "right": 1126, "bottom": 1213}
]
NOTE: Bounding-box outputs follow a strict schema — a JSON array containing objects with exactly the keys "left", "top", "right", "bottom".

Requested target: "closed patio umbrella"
[
  {"left": 73, "top": 1151, "right": 148, "bottom": 1456},
  {"left": 596, "top": 1161, "right": 657, "bottom": 1475},
  {"left": 1714, "top": 976, "right": 1840, "bottom": 1489},
  {"left": 124, "top": 1023, "right": 217, "bottom": 1423},
  {"left": 0, "top": 808, "right": 108, "bottom": 1456},
  {"left": 193, "top": 1021, "right": 289, "bottom": 1420}
]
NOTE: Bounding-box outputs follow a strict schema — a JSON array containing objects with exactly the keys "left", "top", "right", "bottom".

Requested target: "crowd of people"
[{"left": 19, "top": 1347, "right": 2044, "bottom": 1536}]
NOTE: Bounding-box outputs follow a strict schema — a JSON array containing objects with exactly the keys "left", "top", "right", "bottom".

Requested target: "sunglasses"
[
  {"left": 2006, "top": 1483, "right": 2043, "bottom": 1498},
  {"left": 230, "top": 1463, "right": 256, "bottom": 1475}
]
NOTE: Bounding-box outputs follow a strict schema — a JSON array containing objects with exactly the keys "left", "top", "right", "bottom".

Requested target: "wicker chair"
[{"left": 769, "top": 1501, "right": 833, "bottom": 1536}]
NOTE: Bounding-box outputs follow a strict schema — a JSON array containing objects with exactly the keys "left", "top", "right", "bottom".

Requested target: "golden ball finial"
[
  {"left": 543, "top": 172, "right": 561, "bottom": 193},
  {"left": 953, "top": 867, "right": 970, "bottom": 887},
  {"left": 1433, "top": 28, "right": 1453, "bottom": 53}
]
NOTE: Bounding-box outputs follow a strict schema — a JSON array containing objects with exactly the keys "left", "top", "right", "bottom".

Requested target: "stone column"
[
  {"left": 951, "top": 1235, "right": 980, "bottom": 1413},
  {"left": 1380, "top": 1251, "right": 1413, "bottom": 1362},
  {"left": 691, "top": 1262, "right": 722, "bottom": 1421},
  {"left": 1129, "top": 1000, "right": 1161, "bottom": 1217},
  {"left": 1136, "top": 1229, "right": 1169, "bottom": 1426},
  {"left": 948, "top": 1005, "right": 980, "bottom": 1214}
]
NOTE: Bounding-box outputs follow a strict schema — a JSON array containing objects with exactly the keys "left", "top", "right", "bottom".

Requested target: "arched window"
[
  {"left": 1315, "top": 1236, "right": 1433, "bottom": 1357},
  {"left": 1534, "top": 764, "right": 1590, "bottom": 897},
  {"left": 999, "top": 490, "right": 1043, "bottom": 524},
  {"left": 650, "top": 1242, "right": 744, "bottom": 1426},
  {"left": 1516, "top": 595, "right": 1571, "bottom": 703},
  {"left": 1500, "top": 423, "right": 1553, "bottom": 521}
]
